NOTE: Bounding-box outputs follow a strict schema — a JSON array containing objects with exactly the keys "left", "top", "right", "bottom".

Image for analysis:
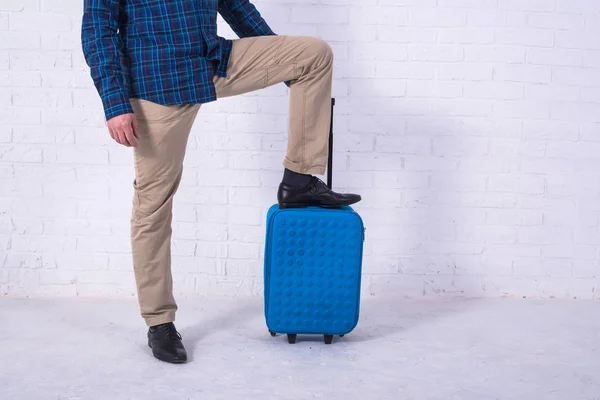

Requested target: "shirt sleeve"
[
  {"left": 81, "top": 0, "right": 134, "bottom": 121},
  {"left": 218, "top": 0, "right": 276, "bottom": 38}
]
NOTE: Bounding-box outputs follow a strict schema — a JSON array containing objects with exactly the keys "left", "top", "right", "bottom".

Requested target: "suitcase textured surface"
[{"left": 263, "top": 204, "right": 364, "bottom": 342}]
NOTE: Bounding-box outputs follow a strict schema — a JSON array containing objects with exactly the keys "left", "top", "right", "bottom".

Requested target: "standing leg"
[
  {"left": 214, "top": 35, "right": 361, "bottom": 208},
  {"left": 129, "top": 98, "right": 200, "bottom": 363}
]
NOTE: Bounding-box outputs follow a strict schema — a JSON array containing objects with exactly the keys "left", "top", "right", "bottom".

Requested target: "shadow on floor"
[
  {"left": 342, "top": 296, "right": 481, "bottom": 343},
  {"left": 177, "top": 296, "right": 481, "bottom": 352},
  {"left": 178, "top": 298, "right": 262, "bottom": 361}
]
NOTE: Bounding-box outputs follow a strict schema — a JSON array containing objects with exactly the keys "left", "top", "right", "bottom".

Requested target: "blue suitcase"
[{"left": 263, "top": 99, "right": 365, "bottom": 344}]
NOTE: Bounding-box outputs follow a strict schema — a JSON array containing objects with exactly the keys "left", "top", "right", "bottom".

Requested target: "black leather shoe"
[
  {"left": 277, "top": 176, "right": 361, "bottom": 209},
  {"left": 147, "top": 322, "right": 187, "bottom": 364}
]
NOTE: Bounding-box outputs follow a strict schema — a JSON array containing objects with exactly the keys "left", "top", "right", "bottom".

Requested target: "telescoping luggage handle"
[{"left": 327, "top": 98, "right": 335, "bottom": 189}]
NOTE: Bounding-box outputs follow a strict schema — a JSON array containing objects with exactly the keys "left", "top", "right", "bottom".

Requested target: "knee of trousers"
[
  {"left": 131, "top": 173, "right": 182, "bottom": 221},
  {"left": 305, "top": 37, "right": 334, "bottom": 66}
]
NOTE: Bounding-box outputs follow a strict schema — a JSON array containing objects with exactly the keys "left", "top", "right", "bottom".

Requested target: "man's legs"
[
  {"left": 214, "top": 35, "right": 361, "bottom": 207},
  {"left": 129, "top": 98, "right": 200, "bottom": 363},
  {"left": 128, "top": 36, "right": 359, "bottom": 364}
]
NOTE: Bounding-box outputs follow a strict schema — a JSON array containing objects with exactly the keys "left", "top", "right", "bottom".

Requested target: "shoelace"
[
  {"left": 156, "top": 323, "right": 182, "bottom": 342},
  {"left": 308, "top": 176, "right": 325, "bottom": 194}
]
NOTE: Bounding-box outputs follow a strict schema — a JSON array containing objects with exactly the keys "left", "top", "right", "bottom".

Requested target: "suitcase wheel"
[
  {"left": 339, "top": 335, "right": 344, "bottom": 337},
  {"left": 324, "top": 335, "right": 333, "bottom": 345},
  {"left": 269, "top": 330, "right": 277, "bottom": 337},
  {"left": 287, "top": 334, "right": 297, "bottom": 344}
]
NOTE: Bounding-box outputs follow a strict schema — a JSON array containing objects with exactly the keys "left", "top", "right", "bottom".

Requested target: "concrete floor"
[{"left": 1, "top": 297, "right": 599, "bottom": 400}]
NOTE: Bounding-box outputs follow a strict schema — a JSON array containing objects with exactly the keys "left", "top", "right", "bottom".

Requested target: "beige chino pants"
[{"left": 129, "top": 35, "right": 334, "bottom": 326}]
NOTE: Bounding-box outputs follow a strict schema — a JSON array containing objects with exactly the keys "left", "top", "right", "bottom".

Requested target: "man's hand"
[{"left": 107, "top": 113, "right": 139, "bottom": 147}]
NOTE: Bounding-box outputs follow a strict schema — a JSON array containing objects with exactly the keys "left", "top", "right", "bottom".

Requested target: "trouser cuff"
[
  {"left": 144, "top": 313, "right": 175, "bottom": 327},
  {"left": 283, "top": 158, "right": 326, "bottom": 176}
]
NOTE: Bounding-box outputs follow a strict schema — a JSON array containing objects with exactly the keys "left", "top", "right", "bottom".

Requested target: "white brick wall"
[{"left": 1, "top": 0, "right": 600, "bottom": 300}]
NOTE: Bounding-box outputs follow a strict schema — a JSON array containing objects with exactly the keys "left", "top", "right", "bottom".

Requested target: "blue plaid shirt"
[{"left": 81, "top": 0, "right": 275, "bottom": 121}]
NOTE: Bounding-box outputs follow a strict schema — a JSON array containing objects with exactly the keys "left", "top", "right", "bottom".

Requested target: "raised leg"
[{"left": 214, "top": 36, "right": 361, "bottom": 209}]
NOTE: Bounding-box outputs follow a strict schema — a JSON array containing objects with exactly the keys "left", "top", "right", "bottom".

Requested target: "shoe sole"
[
  {"left": 278, "top": 199, "right": 361, "bottom": 209},
  {"left": 148, "top": 340, "right": 187, "bottom": 364}
]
